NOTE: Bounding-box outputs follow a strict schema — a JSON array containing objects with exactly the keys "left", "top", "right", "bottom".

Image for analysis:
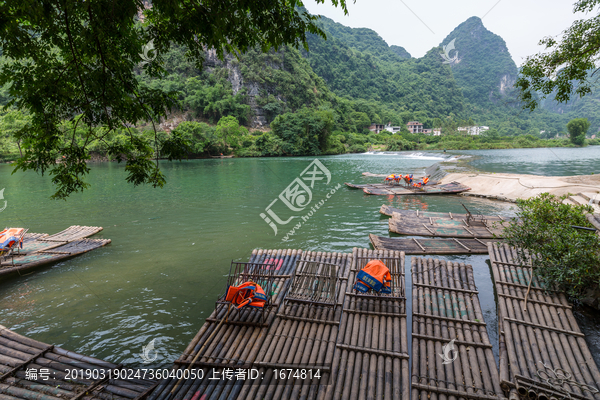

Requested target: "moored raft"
[
  {"left": 489, "top": 243, "right": 600, "bottom": 400},
  {"left": 411, "top": 257, "right": 504, "bottom": 399},
  {"left": 345, "top": 181, "right": 470, "bottom": 196},
  {"left": 0, "top": 226, "right": 109, "bottom": 281},
  {"left": 379, "top": 204, "right": 510, "bottom": 222},
  {"left": 369, "top": 234, "right": 501, "bottom": 254},
  {"left": 0, "top": 324, "right": 157, "bottom": 400},
  {"left": 388, "top": 217, "right": 505, "bottom": 238}
]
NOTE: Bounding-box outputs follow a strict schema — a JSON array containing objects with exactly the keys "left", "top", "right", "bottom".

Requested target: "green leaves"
[
  {"left": 0, "top": 0, "right": 348, "bottom": 198},
  {"left": 566, "top": 117, "right": 590, "bottom": 146},
  {"left": 503, "top": 193, "right": 600, "bottom": 300},
  {"left": 516, "top": 0, "right": 600, "bottom": 110}
]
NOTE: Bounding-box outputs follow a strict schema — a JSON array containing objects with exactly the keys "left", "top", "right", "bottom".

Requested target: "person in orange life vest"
[
  {"left": 225, "top": 282, "right": 267, "bottom": 309},
  {"left": 353, "top": 259, "right": 392, "bottom": 294}
]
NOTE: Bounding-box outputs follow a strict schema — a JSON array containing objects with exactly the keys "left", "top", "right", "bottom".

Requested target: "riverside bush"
[{"left": 502, "top": 193, "right": 600, "bottom": 301}]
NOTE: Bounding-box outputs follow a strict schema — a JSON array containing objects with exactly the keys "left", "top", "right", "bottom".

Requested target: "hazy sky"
[{"left": 304, "top": 0, "right": 588, "bottom": 66}]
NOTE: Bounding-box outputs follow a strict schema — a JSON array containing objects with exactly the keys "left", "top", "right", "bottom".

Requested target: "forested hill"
[
  {"left": 305, "top": 15, "right": 465, "bottom": 118},
  {"left": 440, "top": 16, "right": 518, "bottom": 107}
]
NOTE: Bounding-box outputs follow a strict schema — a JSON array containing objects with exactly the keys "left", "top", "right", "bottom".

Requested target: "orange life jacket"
[
  {"left": 0, "top": 228, "right": 25, "bottom": 250},
  {"left": 225, "top": 282, "right": 267, "bottom": 309},
  {"left": 354, "top": 260, "right": 392, "bottom": 294},
  {"left": 423, "top": 177, "right": 429, "bottom": 185}
]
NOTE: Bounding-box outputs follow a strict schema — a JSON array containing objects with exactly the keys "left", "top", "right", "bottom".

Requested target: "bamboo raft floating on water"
[
  {"left": 379, "top": 204, "right": 510, "bottom": 222},
  {"left": 147, "top": 248, "right": 410, "bottom": 400},
  {"left": 489, "top": 242, "right": 600, "bottom": 400},
  {"left": 344, "top": 181, "right": 471, "bottom": 196},
  {"left": 0, "top": 226, "right": 109, "bottom": 280},
  {"left": 0, "top": 324, "right": 157, "bottom": 400},
  {"left": 389, "top": 215, "right": 505, "bottom": 239},
  {"left": 411, "top": 257, "right": 503, "bottom": 399},
  {"left": 369, "top": 234, "right": 501, "bottom": 254}
]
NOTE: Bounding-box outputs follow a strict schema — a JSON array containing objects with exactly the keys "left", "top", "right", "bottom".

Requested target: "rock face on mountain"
[{"left": 439, "top": 16, "right": 518, "bottom": 106}]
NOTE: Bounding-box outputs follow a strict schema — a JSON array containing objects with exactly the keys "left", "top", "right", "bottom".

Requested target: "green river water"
[{"left": 0, "top": 147, "right": 599, "bottom": 368}]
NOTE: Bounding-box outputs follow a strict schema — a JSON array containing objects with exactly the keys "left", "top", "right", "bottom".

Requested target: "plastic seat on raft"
[
  {"left": 384, "top": 174, "right": 395, "bottom": 185},
  {"left": 282, "top": 258, "right": 342, "bottom": 321},
  {"left": 0, "top": 227, "right": 28, "bottom": 264},
  {"left": 214, "top": 260, "right": 276, "bottom": 327},
  {"left": 403, "top": 174, "right": 413, "bottom": 187}
]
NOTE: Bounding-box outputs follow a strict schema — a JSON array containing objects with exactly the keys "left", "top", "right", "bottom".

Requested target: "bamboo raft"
[
  {"left": 389, "top": 216, "right": 505, "bottom": 239},
  {"left": 0, "top": 226, "right": 109, "bottom": 280},
  {"left": 345, "top": 181, "right": 470, "bottom": 196},
  {"left": 488, "top": 242, "right": 600, "bottom": 400},
  {"left": 411, "top": 257, "right": 503, "bottom": 399},
  {"left": 148, "top": 248, "right": 409, "bottom": 400},
  {"left": 0, "top": 324, "right": 157, "bottom": 400},
  {"left": 369, "top": 234, "right": 501, "bottom": 254},
  {"left": 379, "top": 204, "right": 510, "bottom": 222}
]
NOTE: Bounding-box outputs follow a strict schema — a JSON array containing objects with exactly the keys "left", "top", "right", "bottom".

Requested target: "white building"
[{"left": 457, "top": 126, "right": 489, "bottom": 135}]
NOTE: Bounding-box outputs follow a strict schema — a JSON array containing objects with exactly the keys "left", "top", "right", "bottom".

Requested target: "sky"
[{"left": 304, "top": 0, "right": 588, "bottom": 66}]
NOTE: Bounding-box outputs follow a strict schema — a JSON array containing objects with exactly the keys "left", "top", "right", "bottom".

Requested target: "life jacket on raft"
[
  {"left": 225, "top": 281, "right": 267, "bottom": 309},
  {"left": 353, "top": 260, "right": 392, "bottom": 294},
  {"left": 423, "top": 177, "right": 429, "bottom": 185},
  {"left": 384, "top": 174, "right": 395, "bottom": 182},
  {"left": 393, "top": 174, "right": 402, "bottom": 183},
  {"left": 0, "top": 228, "right": 25, "bottom": 251},
  {"left": 403, "top": 174, "right": 413, "bottom": 185}
]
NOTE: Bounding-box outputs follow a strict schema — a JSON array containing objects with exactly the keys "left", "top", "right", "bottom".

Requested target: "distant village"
[{"left": 368, "top": 121, "right": 490, "bottom": 136}]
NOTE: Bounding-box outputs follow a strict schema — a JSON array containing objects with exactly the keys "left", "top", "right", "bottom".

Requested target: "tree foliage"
[
  {"left": 502, "top": 193, "right": 600, "bottom": 300},
  {"left": 0, "top": 0, "right": 347, "bottom": 198},
  {"left": 516, "top": 0, "right": 600, "bottom": 111},
  {"left": 566, "top": 117, "right": 590, "bottom": 146}
]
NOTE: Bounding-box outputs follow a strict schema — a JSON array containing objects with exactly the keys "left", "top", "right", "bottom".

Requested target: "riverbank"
[{"left": 440, "top": 172, "right": 600, "bottom": 205}]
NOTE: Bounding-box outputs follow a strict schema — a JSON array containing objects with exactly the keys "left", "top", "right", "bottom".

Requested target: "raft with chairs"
[
  {"left": 345, "top": 181, "right": 471, "bottom": 196},
  {"left": 369, "top": 234, "right": 501, "bottom": 254},
  {"left": 379, "top": 204, "right": 510, "bottom": 222},
  {"left": 388, "top": 216, "right": 505, "bottom": 238},
  {"left": 0, "top": 324, "right": 157, "bottom": 400},
  {"left": 0, "top": 226, "right": 109, "bottom": 280}
]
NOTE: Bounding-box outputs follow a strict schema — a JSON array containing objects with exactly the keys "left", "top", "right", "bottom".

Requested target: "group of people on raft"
[
  {"left": 384, "top": 173, "right": 430, "bottom": 189},
  {"left": 223, "top": 259, "right": 392, "bottom": 310}
]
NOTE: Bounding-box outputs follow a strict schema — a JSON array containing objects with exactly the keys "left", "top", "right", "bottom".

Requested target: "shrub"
[{"left": 502, "top": 193, "right": 600, "bottom": 300}]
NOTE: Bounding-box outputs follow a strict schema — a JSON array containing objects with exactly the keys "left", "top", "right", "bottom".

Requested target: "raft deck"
[
  {"left": 379, "top": 204, "right": 510, "bottom": 222},
  {"left": 489, "top": 243, "right": 600, "bottom": 399},
  {"left": 369, "top": 234, "right": 501, "bottom": 254},
  {"left": 0, "top": 325, "right": 157, "bottom": 400},
  {"left": 345, "top": 182, "right": 470, "bottom": 196},
  {"left": 0, "top": 226, "right": 109, "bottom": 280},
  {"left": 147, "top": 248, "right": 410, "bottom": 400},
  {"left": 411, "top": 257, "right": 503, "bottom": 399},
  {"left": 389, "top": 217, "right": 505, "bottom": 239}
]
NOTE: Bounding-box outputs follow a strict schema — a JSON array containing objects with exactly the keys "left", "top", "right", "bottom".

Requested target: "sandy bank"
[{"left": 440, "top": 172, "right": 600, "bottom": 206}]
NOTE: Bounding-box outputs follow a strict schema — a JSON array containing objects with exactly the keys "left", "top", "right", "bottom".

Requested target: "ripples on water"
[{"left": 0, "top": 149, "right": 597, "bottom": 368}]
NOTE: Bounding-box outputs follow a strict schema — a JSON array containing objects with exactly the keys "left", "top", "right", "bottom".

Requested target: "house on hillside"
[
  {"left": 432, "top": 128, "right": 442, "bottom": 136},
  {"left": 384, "top": 125, "right": 404, "bottom": 133},
  {"left": 369, "top": 124, "right": 386, "bottom": 134},
  {"left": 406, "top": 121, "right": 424, "bottom": 133}
]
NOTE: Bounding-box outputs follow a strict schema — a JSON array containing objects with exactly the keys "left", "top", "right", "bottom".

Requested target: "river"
[{"left": 0, "top": 147, "right": 598, "bottom": 368}]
